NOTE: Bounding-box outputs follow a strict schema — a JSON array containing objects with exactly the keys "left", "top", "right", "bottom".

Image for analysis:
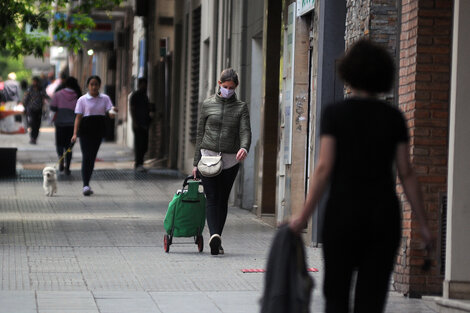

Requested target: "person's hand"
[
  {"left": 289, "top": 215, "right": 307, "bottom": 235},
  {"left": 71, "top": 134, "right": 77, "bottom": 143},
  {"left": 420, "top": 224, "right": 435, "bottom": 271},
  {"left": 236, "top": 149, "right": 247, "bottom": 161},
  {"left": 192, "top": 167, "right": 198, "bottom": 179},
  {"left": 421, "top": 224, "right": 434, "bottom": 248},
  {"left": 108, "top": 106, "right": 117, "bottom": 118}
]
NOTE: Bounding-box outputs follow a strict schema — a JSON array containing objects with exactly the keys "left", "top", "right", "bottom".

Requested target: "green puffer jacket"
[{"left": 193, "top": 93, "right": 251, "bottom": 166}]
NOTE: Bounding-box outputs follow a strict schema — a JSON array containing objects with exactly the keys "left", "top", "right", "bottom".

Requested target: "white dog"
[{"left": 42, "top": 166, "right": 57, "bottom": 197}]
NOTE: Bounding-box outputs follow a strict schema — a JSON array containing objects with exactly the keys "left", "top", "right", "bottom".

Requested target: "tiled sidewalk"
[
  {"left": 0, "top": 169, "right": 438, "bottom": 312},
  {"left": 0, "top": 130, "right": 438, "bottom": 312}
]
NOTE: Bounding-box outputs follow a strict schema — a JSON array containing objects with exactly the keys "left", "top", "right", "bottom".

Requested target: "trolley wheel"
[
  {"left": 196, "top": 235, "right": 204, "bottom": 253},
  {"left": 164, "top": 235, "right": 170, "bottom": 253}
]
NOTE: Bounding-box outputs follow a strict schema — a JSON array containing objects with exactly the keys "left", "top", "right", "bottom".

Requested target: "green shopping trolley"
[{"left": 163, "top": 175, "right": 206, "bottom": 252}]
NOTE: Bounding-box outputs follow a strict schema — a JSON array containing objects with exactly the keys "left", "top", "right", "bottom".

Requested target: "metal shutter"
[
  {"left": 189, "top": 7, "right": 201, "bottom": 144},
  {"left": 440, "top": 193, "right": 447, "bottom": 275}
]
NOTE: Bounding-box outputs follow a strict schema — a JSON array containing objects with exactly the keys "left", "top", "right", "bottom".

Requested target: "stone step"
[{"left": 435, "top": 298, "right": 470, "bottom": 313}]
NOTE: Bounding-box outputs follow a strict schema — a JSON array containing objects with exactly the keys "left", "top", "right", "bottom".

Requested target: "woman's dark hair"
[
  {"left": 338, "top": 39, "right": 395, "bottom": 94},
  {"left": 86, "top": 75, "right": 101, "bottom": 87},
  {"left": 20, "top": 79, "right": 28, "bottom": 90},
  {"left": 31, "top": 76, "right": 41, "bottom": 89},
  {"left": 219, "top": 68, "right": 239, "bottom": 86},
  {"left": 64, "top": 76, "right": 82, "bottom": 98}
]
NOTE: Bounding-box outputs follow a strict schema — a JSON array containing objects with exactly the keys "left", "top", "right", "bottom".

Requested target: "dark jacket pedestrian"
[
  {"left": 23, "top": 77, "right": 48, "bottom": 144},
  {"left": 261, "top": 224, "right": 314, "bottom": 313},
  {"left": 50, "top": 77, "right": 81, "bottom": 175},
  {"left": 129, "top": 77, "right": 152, "bottom": 171},
  {"left": 71, "top": 75, "right": 116, "bottom": 196},
  {"left": 3, "top": 73, "right": 21, "bottom": 102},
  {"left": 192, "top": 68, "right": 251, "bottom": 256},
  {"left": 289, "top": 39, "right": 433, "bottom": 313}
]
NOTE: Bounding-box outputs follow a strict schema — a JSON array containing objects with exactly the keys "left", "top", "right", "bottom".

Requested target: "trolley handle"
[{"left": 183, "top": 175, "right": 202, "bottom": 188}]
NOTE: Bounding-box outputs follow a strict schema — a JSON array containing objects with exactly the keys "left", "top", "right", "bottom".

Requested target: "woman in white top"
[{"left": 71, "top": 75, "right": 116, "bottom": 196}]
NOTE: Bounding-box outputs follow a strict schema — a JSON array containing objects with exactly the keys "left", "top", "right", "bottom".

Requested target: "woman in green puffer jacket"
[{"left": 192, "top": 68, "right": 251, "bottom": 256}]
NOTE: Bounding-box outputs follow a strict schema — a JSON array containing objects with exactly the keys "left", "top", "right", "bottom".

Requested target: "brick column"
[{"left": 395, "top": 0, "right": 452, "bottom": 296}]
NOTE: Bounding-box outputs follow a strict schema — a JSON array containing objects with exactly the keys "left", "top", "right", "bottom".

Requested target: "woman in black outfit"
[
  {"left": 71, "top": 76, "right": 116, "bottom": 196},
  {"left": 289, "top": 40, "right": 433, "bottom": 313},
  {"left": 192, "top": 68, "right": 251, "bottom": 256}
]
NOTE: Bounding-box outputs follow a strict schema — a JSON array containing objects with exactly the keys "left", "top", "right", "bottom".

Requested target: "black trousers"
[
  {"left": 200, "top": 164, "right": 239, "bottom": 236},
  {"left": 28, "top": 110, "right": 42, "bottom": 140},
  {"left": 79, "top": 134, "right": 102, "bottom": 187},
  {"left": 323, "top": 234, "right": 399, "bottom": 313},
  {"left": 133, "top": 126, "right": 149, "bottom": 167},
  {"left": 55, "top": 126, "right": 74, "bottom": 169}
]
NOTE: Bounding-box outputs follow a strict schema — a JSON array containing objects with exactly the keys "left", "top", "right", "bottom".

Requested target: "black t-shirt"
[
  {"left": 130, "top": 89, "right": 151, "bottom": 128},
  {"left": 320, "top": 98, "right": 408, "bottom": 242}
]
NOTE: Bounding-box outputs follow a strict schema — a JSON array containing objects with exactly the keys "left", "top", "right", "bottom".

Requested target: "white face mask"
[{"left": 220, "top": 86, "right": 235, "bottom": 98}]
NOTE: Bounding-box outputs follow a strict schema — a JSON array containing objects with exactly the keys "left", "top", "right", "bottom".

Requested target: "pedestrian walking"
[
  {"left": 71, "top": 75, "right": 117, "bottom": 196},
  {"left": 50, "top": 77, "right": 82, "bottom": 175},
  {"left": 192, "top": 68, "right": 251, "bottom": 255},
  {"left": 289, "top": 39, "right": 433, "bottom": 313},
  {"left": 129, "top": 77, "right": 152, "bottom": 172},
  {"left": 23, "top": 76, "right": 48, "bottom": 144},
  {"left": 19, "top": 80, "right": 28, "bottom": 127},
  {"left": 3, "top": 72, "right": 21, "bottom": 102}
]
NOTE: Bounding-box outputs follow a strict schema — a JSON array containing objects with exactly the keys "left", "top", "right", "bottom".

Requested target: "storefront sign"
[
  {"left": 88, "top": 20, "right": 114, "bottom": 42},
  {"left": 297, "top": 0, "right": 315, "bottom": 17}
]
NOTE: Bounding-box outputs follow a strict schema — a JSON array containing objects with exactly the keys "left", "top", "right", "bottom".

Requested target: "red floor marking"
[
  {"left": 241, "top": 269, "right": 266, "bottom": 273},
  {"left": 241, "top": 268, "right": 318, "bottom": 273}
]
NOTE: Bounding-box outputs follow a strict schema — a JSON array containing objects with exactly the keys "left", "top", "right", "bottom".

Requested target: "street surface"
[{"left": 0, "top": 128, "right": 438, "bottom": 312}]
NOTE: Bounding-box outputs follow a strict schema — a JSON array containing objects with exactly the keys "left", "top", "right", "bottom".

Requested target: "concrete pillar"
[
  {"left": 256, "top": 0, "right": 282, "bottom": 217},
  {"left": 288, "top": 11, "right": 311, "bottom": 220},
  {"left": 444, "top": 0, "right": 470, "bottom": 300},
  {"left": 311, "top": 0, "right": 345, "bottom": 245}
]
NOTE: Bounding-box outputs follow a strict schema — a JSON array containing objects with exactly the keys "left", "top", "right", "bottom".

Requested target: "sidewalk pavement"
[
  {"left": 0, "top": 129, "right": 438, "bottom": 312},
  {"left": 1, "top": 127, "right": 135, "bottom": 170}
]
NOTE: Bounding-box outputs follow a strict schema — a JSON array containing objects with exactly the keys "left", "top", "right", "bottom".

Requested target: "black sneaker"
[
  {"left": 209, "top": 234, "right": 221, "bottom": 255},
  {"left": 219, "top": 246, "right": 224, "bottom": 255},
  {"left": 64, "top": 168, "right": 71, "bottom": 176}
]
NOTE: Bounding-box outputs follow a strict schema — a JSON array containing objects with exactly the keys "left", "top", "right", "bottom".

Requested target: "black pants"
[
  {"left": 79, "top": 134, "right": 102, "bottom": 187},
  {"left": 55, "top": 126, "right": 74, "bottom": 169},
  {"left": 323, "top": 235, "right": 399, "bottom": 313},
  {"left": 28, "top": 110, "right": 42, "bottom": 140},
  {"left": 133, "top": 126, "right": 149, "bottom": 167},
  {"left": 200, "top": 164, "right": 239, "bottom": 236}
]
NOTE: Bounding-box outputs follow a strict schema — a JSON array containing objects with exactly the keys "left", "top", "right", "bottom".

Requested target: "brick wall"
[
  {"left": 395, "top": 0, "right": 452, "bottom": 296},
  {"left": 345, "top": 0, "right": 451, "bottom": 296}
]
